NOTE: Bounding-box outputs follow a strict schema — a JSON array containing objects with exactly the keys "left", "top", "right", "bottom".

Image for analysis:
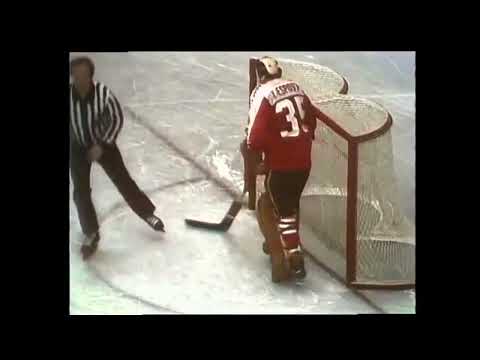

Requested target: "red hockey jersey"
[{"left": 247, "top": 78, "right": 317, "bottom": 171}]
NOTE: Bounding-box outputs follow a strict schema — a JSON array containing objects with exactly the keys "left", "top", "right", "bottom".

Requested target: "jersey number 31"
[{"left": 275, "top": 96, "right": 309, "bottom": 138}]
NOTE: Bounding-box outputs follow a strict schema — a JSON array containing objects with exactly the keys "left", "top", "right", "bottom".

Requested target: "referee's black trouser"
[{"left": 70, "top": 143, "right": 155, "bottom": 236}]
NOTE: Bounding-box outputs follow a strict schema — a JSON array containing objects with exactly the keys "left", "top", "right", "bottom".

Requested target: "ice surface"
[{"left": 69, "top": 52, "right": 415, "bottom": 314}]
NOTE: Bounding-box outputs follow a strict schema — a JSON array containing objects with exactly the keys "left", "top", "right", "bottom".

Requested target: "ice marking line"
[
  {"left": 122, "top": 107, "right": 395, "bottom": 314},
  {"left": 85, "top": 177, "right": 207, "bottom": 315},
  {"left": 124, "top": 106, "right": 239, "bottom": 198},
  {"left": 217, "top": 63, "right": 241, "bottom": 74},
  {"left": 88, "top": 266, "right": 182, "bottom": 314}
]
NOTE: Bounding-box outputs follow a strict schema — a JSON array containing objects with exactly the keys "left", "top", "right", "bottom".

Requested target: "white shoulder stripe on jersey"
[
  {"left": 86, "top": 103, "right": 96, "bottom": 145},
  {"left": 70, "top": 90, "right": 81, "bottom": 144},
  {"left": 99, "top": 83, "right": 106, "bottom": 115},
  {"left": 93, "top": 84, "right": 100, "bottom": 139},
  {"left": 106, "top": 99, "right": 118, "bottom": 143},
  {"left": 109, "top": 97, "right": 123, "bottom": 143},
  {"left": 75, "top": 102, "right": 85, "bottom": 146}
]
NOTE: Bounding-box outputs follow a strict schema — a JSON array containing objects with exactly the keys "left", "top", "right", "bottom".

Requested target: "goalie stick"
[{"left": 184, "top": 183, "right": 247, "bottom": 231}]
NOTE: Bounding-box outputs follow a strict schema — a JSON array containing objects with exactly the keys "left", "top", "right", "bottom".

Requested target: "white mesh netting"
[
  {"left": 301, "top": 122, "right": 350, "bottom": 279},
  {"left": 356, "top": 133, "right": 415, "bottom": 283},
  {"left": 278, "top": 58, "right": 348, "bottom": 98},
  {"left": 316, "top": 95, "right": 390, "bottom": 136}
]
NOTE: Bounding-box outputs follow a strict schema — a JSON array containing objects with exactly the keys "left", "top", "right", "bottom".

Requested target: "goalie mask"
[{"left": 257, "top": 56, "right": 282, "bottom": 82}]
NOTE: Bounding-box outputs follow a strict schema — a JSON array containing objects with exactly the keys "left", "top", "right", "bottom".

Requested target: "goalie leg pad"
[
  {"left": 256, "top": 192, "right": 290, "bottom": 283},
  {"left": 256, "top": 192, "right": 270, "bottom": 241}
]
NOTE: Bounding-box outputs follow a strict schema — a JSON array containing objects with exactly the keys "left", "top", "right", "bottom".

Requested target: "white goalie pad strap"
[
  {"left": 278, "top": 223, "right": 292, "bottom": 229},
  {"left": 281, "top": 229, "right": 298, "bottom": 235},
  {"left": 280, "top": 217, "right": 296, "bottom": 223}
]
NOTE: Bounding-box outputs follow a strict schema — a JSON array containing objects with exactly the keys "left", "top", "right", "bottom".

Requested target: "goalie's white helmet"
[{"left": 258, "top": 56, "right": 282, "bottom": 81}]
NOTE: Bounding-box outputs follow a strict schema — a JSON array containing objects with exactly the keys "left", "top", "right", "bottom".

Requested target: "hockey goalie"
[{"left": 246, "top": 56, "right": 318, "bottom": 283}]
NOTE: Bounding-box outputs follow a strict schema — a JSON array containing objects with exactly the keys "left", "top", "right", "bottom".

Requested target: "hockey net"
[{"left": 250, "top": 58, "right": 415, "bottom": 289}]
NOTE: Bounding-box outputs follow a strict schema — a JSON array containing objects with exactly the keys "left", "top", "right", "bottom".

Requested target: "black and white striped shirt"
[{"left": 70, "top": 81, "right": 124, "bottom": 148}]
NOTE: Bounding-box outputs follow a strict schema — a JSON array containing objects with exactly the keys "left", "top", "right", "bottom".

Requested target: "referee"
[{"left": 70, "top": 56, "right": 165, "bottom": 260}]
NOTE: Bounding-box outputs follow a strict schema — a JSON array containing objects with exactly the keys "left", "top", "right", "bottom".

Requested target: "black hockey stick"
[{"left": 184, "top": 183, "right": 248, "bottom": 231}]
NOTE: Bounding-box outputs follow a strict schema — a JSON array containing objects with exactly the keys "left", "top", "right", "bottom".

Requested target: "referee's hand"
[{"left": 87, "top": 144, "right": 103, "bottom": 162}]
